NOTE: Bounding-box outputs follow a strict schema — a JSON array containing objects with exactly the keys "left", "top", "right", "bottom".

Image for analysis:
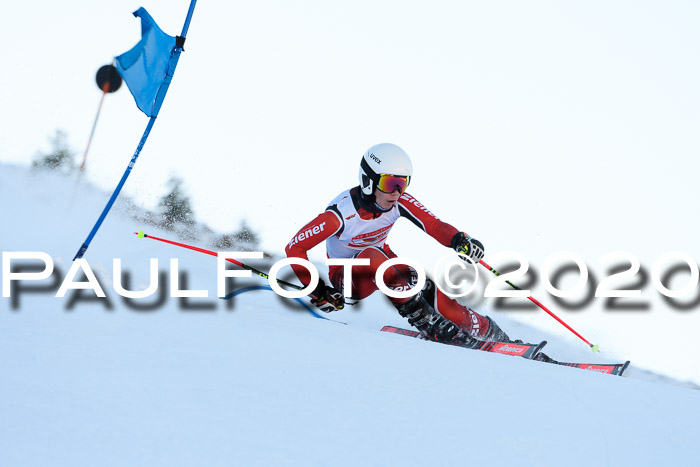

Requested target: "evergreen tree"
[
  {"left": 31, "top": 130, "right": 77, "bottom": 173},
  {"left": 158, "top": 176, "right": 195, "bottom": 230},
  {"left": 233, "top": 220, "right": 260, "bottom": 247},
  {"left": 213, "top": 221, "right": 260, "bottom": 251}
]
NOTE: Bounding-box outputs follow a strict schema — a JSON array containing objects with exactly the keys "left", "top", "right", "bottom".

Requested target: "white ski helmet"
[{"left": 359, "top": 143, "right": 413, "bottom": 196}]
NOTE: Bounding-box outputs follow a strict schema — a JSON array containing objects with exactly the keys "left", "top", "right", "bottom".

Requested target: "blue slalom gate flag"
[
  {"left": 73, "top": 0, "right": 197, "bottom": 261},
  {"left": 115, "top": 7, "right": 180, "bottom": 117}
]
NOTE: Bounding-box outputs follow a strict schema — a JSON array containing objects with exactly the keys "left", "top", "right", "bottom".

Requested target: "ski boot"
[
  {"left": 394, "top": 293, "right": 460, "bottom": 343},
  {"left": 419, "top": 278, "right": 512, "bottom": 344},
  {"left": 482, "top": 316, "right": 511, "bottom": 343}
]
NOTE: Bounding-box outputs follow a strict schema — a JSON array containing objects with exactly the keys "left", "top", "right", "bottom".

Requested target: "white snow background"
[{"left": 1, "top": 162, "right": 699, "bottom": 466}]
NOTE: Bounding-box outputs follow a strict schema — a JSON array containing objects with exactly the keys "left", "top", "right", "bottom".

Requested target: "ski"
[
  {"left": 380, "top": 325, "right": 546, "bottom": 360},
  {"left": 381, "top": 325, "right": 630, "bottom": 376},
  {"left": 534, "top": 353, "right": 630, "bottom": 376}
]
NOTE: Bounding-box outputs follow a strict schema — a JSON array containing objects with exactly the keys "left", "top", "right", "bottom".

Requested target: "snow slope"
[{"left": 2, "top": 164, "right": 700, "bottom": 466}]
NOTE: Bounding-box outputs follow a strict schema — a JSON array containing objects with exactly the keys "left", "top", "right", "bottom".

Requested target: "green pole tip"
[
  {"left": 137, "top": 230, "right": 146, "bottom": 239},
  {"left": 591, "top": 344, "right": 600, "bottom": 353}
]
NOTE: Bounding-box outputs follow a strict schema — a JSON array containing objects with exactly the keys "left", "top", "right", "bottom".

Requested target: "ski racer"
[{"left": 285, "top": 143, "right": 512, "bottom": 344}]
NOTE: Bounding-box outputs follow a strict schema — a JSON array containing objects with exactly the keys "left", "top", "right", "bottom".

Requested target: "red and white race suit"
[{"left": 285, "top": 187, "right": 490, "bottom": 338}]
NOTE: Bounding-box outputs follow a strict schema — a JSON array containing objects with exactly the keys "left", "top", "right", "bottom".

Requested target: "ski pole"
[
  {"left": 135, "top": 230, "right": 305, "bottom": 291},
  {"left": 478, "top": 259, "right": 600, "bottom": 352}
]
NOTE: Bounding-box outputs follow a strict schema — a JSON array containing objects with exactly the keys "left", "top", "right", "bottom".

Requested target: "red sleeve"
[
  {"left": 285, "top": 210, "right": 342, "bottom": 285},
  {"left": 397, "top": 192, "right": 460, "bottom": 247}
]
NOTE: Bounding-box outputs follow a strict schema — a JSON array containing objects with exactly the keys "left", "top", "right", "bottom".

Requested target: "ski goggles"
[{"left": 376, "top": 174, "right": 410, "bottom": 194}]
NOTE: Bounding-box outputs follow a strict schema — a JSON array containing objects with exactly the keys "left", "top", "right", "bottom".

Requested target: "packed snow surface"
[{"left": 1, "top": 164, "right": 699, "bottom": 466}]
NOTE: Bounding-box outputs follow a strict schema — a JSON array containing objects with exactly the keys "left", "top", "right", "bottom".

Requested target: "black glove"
[
  {"left": 451, "top": 232, "right": 485, "bottom": 263},
  {"left": 309, "top": 279, "right": 345, "bottom": 313}
]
